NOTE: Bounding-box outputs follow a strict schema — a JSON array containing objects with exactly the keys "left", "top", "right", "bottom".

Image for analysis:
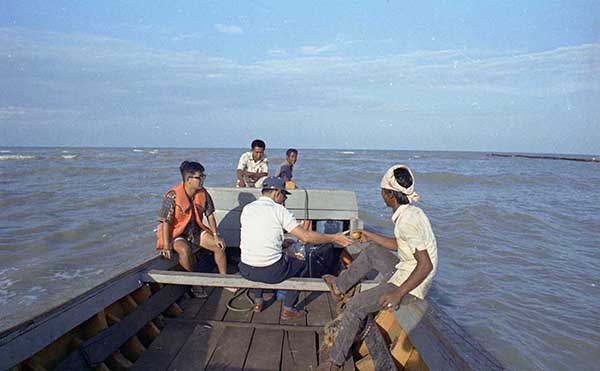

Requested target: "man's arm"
[
  {"left": 357, "top": 230, "right": 397, "bottom": 250},
  {"left": 236, "top": 169, "right": 247, "bottom": 186},
  {"left": 160, "top": 221, "right": 174, "bottom": 259},
  {"left": 207, "top": 214, "right": 225, "bottom": 249},
  {"left": 289, "top": 226, "right": 353, "bottom": 247},
  {"left": 378, "top": 249, "right": 433, "bottom": 309}
]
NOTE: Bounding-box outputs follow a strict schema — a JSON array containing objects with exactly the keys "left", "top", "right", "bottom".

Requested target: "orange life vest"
[{"left": 156, "top": 182, "right": 212, "bottom": 249}]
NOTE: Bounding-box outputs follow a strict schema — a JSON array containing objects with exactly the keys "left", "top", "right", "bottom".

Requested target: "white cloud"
[
  {"left": 298, "top": 44, "right": 338, "bottom": 55},
  {"left": 214, "top": 24, "right": 243, "bottom": 35}
]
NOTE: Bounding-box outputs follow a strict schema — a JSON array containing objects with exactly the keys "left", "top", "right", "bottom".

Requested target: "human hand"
[
  {"left": 333, "top": 233, "right": 353, "bottom": 247},
  {"left": 238, "top": 178, "right": 246, "bottom": 187},
  {"left": 215, "top": 236, "right": 226, "bottom": 250},
  {"left": 354, "top": 229, "right": 369, "bottom": 243},
  {"left": 160, "top": 248, "right": 173, "bottom": 260},
  {"left": 378, "top": 288, "right": 404, "bottom": 311}
]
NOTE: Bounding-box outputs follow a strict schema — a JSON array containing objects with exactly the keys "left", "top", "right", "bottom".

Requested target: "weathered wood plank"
[
  {"left": 166, "top": 318, "right": 322, "bottom": 332},
  {"left": 393, "top": 298, "right": 503, "bottom": 370},
  {"left": 305, "top": 292, "right": 334, "bottom": 326},
  {"left": 281, "top": 330, "right": 318, "bottom": 370},
  {"left": 131, "top": 321, "right": 194, "bottom": 371},
  {"left": 205, "top": 326, "right": 254, "bottom": 370},
  {"left": 57, "top": 284, "right": 187, "bottom": 370},
  {"left": 251, "top": 296, "right": 282, "bottom": 325},
  {"left": 243, "top": 329, "right": 284, "bottom": 371},
  {"left": 0, "top": 256, "right": 179, "bottom": 370},
  {"left": 167, "top": 324, "right": 225, "bottom": 371},
  {"left": 141, "top": 270, "right": 378, "bottom": 291},
  {"left": 196, "top": 288, "right": 230, "bottom": 322},
  {"left": 179, "top": 287, "right": 215, "bottom": 320}
]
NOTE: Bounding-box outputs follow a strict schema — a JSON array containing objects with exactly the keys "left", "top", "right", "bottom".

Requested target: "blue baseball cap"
[{"left": 262, "top": 176, "right": 291, "bottom": 195}]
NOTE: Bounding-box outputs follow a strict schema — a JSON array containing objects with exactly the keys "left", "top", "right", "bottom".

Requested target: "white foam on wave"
[
  {"left": 53, "top": 268, "right": 105, "bottom": 280},
  {"left": 338, "top": 151, "right": 354, "bottom": 155},
  {"left": 0, "top": 154, "right": 37, "bottom": 160},
  {"left": 0, "top": 150, "right": 11, "bottom": 153},
  {"left": 61, "top": 154, "right": 78, "bottom": 160},
  {"left": 148, "top": 149, "right": 159, "bottom": 154},
  {"left": 133, "top": 149, "right": 144, "bottom": 152}
]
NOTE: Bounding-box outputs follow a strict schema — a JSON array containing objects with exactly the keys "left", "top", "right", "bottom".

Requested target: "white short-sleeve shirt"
[
  {"left": 387, "top": 204, "right": 438, "bottom": 300},
  {"left": 237, "top": 151, "right": 269, "bottom": 173},
  {"left": 240, "top": 196, "right": 300, "bottom": 267}
]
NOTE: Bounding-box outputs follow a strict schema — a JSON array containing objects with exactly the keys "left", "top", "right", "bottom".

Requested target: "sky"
[{"left": 0, "top": 1, "right": 599, "bottom": 154}]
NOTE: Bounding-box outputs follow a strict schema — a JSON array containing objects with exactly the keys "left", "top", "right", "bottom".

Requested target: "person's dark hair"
[
  {"left": 286, "top": 148, "right": 298, "bottom": 157},
  {"left": 261, "top": 189, "right": 277, "bottom": 196},
  {"left": 179, "top": 160, "right": 205, "bottom": 181},
  {"left": 391, "top": 167, "right": 413, "bottom": 205},
  {"left": 251, "top": 139, "right": 266, "bottom": 149}
]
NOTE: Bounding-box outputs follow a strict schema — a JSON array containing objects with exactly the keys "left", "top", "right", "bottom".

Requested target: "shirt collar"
[
  {"left": 391, "top": 204, "right": 410, "bottom": 223},
  {"left": 259, "top": 196, "right": 275, "bottom": 204}
]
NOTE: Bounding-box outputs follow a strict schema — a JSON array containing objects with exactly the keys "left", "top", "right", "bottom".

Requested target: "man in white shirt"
[
  {"left": 319, "top": 165, "right": 437, "bottom": 370},
  {"left": 236, "top": 139, "right": 269, "bottom": 187},
  {"left": 239, "top": 177, "right": 353, "bottom": 320}
]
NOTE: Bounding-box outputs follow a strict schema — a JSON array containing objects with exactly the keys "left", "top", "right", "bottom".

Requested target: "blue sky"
[{"left": 1, "top": 1, "right": 599, "bottom": 154}]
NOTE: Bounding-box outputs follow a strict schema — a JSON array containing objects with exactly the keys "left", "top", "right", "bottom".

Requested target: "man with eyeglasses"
[
  {"left": 156, "top": 161, "right": 228, "bottom": 297},
  {"left": 238, "top": 177, "right": 353, "bottom": 320}
]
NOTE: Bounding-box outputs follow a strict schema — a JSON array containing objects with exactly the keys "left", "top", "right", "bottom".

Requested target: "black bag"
[{"left": 305, "top": 243, "right": 341, "bottom": 278}]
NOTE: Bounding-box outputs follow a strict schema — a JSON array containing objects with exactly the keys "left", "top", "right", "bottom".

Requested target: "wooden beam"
[
  {"left": 0, "top": 256, "right": 180, "bottom": 370},
  {"left": 141, "top": 270, "right": 379, "bottom": 291},
  {"left": 393, "top": 298, "right": 503, "bottom": 370},
  {"left": 56, "top": 284, "right": 187, "bottom": 370}
]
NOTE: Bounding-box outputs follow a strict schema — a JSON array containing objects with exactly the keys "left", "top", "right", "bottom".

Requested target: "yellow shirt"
[{"left": 387, "top": 204, "right": 437, "bottom": 300}]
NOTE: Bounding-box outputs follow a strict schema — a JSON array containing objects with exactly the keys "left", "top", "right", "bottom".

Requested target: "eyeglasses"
[{"left": 189, "top": 174, "right": 206, "bottom": 180}]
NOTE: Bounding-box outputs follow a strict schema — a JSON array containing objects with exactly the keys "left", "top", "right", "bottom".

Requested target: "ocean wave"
[
  {"left": 132, "top": 149, "right": 144, "bottom": 153},
  {"left": 337, "top": 151, "right": 354, "bottom": 155},
  {"left": 0, "top": 154, "right": 38, "bottom": 161},
  {"left": 0, "top": 150, "right": 11, "bottom": 153},
  {"left": 61, "top": 154, "right": 78, "bottom": 160}
]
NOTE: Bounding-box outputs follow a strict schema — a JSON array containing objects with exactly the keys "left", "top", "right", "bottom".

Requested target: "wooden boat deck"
[{"left": 132, "top": 287, "right": 348, "bottom": 371}]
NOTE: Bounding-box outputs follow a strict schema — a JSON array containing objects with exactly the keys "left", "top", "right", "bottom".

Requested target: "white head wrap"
[{"left": 380, "top": 164, "right": 420, "bottom": 203}]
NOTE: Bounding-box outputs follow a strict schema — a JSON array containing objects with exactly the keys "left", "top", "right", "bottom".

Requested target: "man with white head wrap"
[{"left": 318, "top": 165, "right": 437, "bottom": 370}]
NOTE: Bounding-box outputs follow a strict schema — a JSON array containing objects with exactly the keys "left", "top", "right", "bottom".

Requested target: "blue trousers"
[{"left": 238, "top": 255, "right": 307, "bottom": 309}]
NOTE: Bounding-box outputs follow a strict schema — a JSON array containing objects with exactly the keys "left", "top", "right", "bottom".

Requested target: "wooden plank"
[
  {"left": 0, "top": 256, "right": 179, "bottom": 370},
  {"left": 196, "top": 288, "right": 230, "bottom": 322},
  {"left": 130, "top": 321, "right": 194, "bottom": 371},
  {"left": 251, "top": 296, "right": 282, "bottom": 325},
  {"left": 281, "top": 330, "right": 318, "bottom": 370},
  {"left": 243, "top": 329, "right": 284, "bottom": 371},
  {"left": 167, "top": 324, "right": 225, "bottom": 371},
  {"left": 179, "top": 287, "right": 215, "bottom": 319},
  {"left": 141, "top": 270, "right": 379, "bottom": 291},
  {"left": 56, "top": 284, "right": 187, "bottom": 370},
  {"left": 393, "top": 298, "right": 504, "bottom": 370},
  {"left": 167, "top": 318, "right": 322, "bottom": 332},
  {"left": 223, "top": 290, "right": 254, "bottom": 323},
  {"left": 205, "top": 326, "right": 253, "bottom": 370},
  {"left": 305, "top": 292, "right": 333, "bottom": 326}
]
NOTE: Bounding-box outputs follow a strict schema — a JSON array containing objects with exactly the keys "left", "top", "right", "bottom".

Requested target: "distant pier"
[{"left": 490, "top": 153, "right": 599, "bottom": 163}]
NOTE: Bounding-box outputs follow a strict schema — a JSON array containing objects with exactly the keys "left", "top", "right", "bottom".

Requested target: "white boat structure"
[{"left": 1, "top": 187, "right": 503, "bottom": 370}]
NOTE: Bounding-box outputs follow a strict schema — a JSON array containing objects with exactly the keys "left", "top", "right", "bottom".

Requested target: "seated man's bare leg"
[
  {"left": 199, "top": 232, "right": 227, "bottom": 274},
  {"left": 173, "top": 239, "right": 195, "bottom": 272}
]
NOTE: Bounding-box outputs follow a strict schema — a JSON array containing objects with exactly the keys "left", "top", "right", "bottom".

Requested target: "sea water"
[{"left": 1, "top": 147, "right": 599, "bottom": 370}]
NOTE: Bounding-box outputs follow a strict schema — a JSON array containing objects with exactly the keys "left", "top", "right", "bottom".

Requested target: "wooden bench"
[{"left": 140, "top": 270, "right": 379, "bottom": 291}]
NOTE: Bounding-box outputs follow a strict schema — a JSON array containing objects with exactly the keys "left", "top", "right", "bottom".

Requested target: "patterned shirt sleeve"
[
  {"left": 204, "top": 192, "right": 215, "bottom": 216},
  {"left": 157, "top": 191, "right": 176, "bottom": 223},
  {"left": 237, "top": 152, "right": 248, "bottom": 170}
]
